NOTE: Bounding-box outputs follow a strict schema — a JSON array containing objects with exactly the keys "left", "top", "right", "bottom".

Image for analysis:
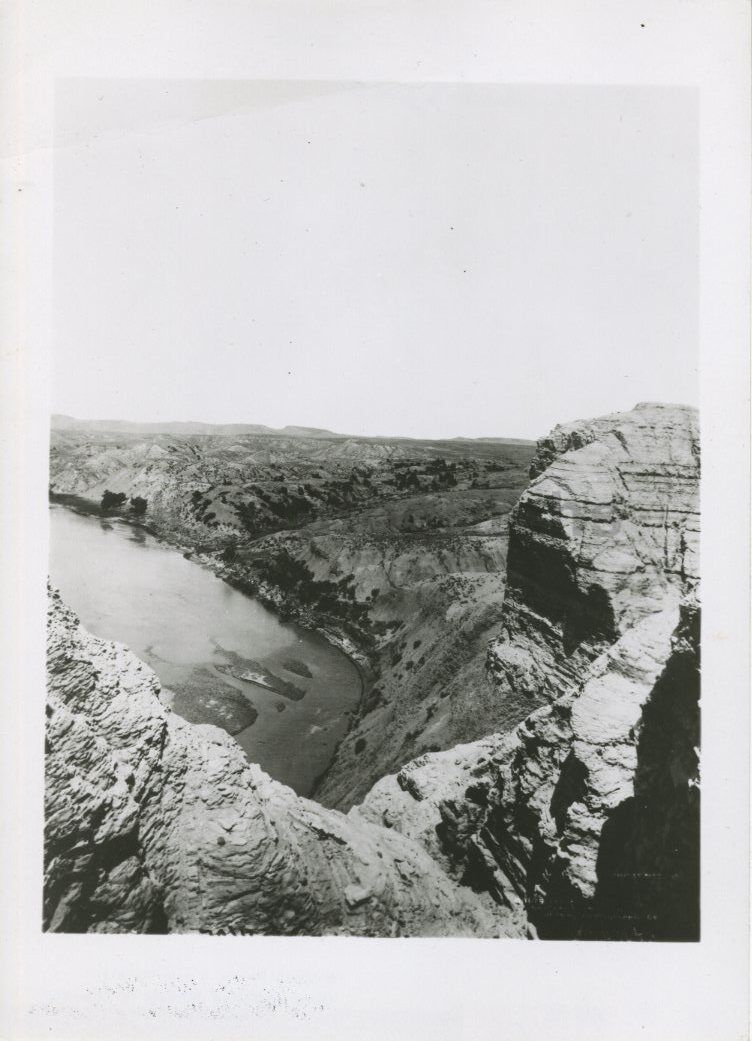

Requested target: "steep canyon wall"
[{"left": 356, "top": 403, "right": 700, "bottom": 939}]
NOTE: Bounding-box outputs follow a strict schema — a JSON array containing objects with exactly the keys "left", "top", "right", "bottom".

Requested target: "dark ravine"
[{"left": 45, "top": 404, "right": 700, "bottom": 937}]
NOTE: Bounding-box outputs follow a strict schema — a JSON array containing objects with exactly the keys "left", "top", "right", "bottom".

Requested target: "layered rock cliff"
[{"left": 487, "top": 402, "right": 698, "bottom": 724}]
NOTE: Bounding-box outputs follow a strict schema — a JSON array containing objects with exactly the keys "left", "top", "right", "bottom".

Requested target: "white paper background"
[{"left": 1, "top": 2, "right": 749, "bottom": 1038}]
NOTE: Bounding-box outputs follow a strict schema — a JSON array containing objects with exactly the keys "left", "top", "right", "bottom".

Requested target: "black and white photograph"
[
  {"left": 2, "top": 2, "right": 749, "bottom": 1039},
  {"left": 45, "top": 77, "right": 702, "bottom": 941}
]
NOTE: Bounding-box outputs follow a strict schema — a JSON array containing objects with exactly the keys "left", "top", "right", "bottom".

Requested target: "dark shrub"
[
  {"left": 221, "top": 540, "right": 238, "bottom": 563},
  {"left": 100, "top": 490, "right": 127, "bottom": 512}
]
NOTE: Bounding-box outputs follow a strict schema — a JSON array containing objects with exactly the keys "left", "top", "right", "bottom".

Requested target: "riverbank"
[
  {"left": 197, "top": 552, "right": 377, "bottom": 796},
  {"left": 49, "top": 495, "right": 373, "bottom": 792},
  {"left": 49, "top": 491, "right": 162, "bottom": 536},
  {"left": 51, "top": 490, "right": 375, "bottom": 671}
]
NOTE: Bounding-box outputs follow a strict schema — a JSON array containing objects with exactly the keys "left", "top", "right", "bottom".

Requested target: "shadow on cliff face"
[
  {"left": 533, "top": 604, "right": 700, "bottom": 941},
  {"left": 505, "top": 521, "right": 617, "bottom": 658},
  {"left": 43, "top": 793, "right": 169, "bottom": 934},
  {"left": 591, "top": 604, "right": 700, "bottom": 941},
  {"left": 549, "top": 752, "right": 589, "bottom": 834}
]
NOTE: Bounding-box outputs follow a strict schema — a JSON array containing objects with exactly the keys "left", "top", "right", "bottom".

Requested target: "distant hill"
[
  {"left": 50, "top": 415, "right": 342, "bottom": 439},
  {"left": 452, "top": 436, "right": 536, "bottom": 446},
  {"left": 51, "top": 414, "right": 536, "bottom": 445}
]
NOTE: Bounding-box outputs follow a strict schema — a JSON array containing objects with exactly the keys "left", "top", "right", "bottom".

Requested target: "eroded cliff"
[
  {"left": 488, "top": 402, "right": 698, "bottom": 712},
  {"left": 355, "top": 403, "right": 700, "bottom": 939}
]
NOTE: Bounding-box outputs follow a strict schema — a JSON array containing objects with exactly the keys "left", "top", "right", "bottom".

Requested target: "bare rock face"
[
  {"left": 45, "top": 588, "right": 520, "bottom": 936},
  {"left": 457, "top": 597, "right": 699, "bottom": 939},
  {"left": 487, "top": 402, "right": 699, "bottom": 727},
  {"left": 355, "top": 404, "right": 701, "bottom": 940},
  {"left": 352, "top": 737, "right": 501, "bottom": 874}
]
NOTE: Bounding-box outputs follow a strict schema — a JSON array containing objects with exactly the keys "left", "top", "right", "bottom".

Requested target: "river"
[{"left": 48, "top": 504, "right": 361, "bottom": 796}]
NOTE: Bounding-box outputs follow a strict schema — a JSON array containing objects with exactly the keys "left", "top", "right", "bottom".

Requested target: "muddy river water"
[{"left": 49, "top": 504, "right": 361, "bottom": 795}]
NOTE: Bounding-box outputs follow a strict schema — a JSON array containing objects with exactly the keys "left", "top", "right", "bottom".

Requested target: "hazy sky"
[{"left": 53, "top": 80, "right": 698, "bottom": 439}]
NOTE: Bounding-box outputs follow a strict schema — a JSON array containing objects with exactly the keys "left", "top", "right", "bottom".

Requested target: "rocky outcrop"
[
  {"left": 45, "top": 588, "right": 521, "bottom": 936},
  {"left": 356, "top": 404, "right": 700, "bottom": 940},
  {"left": 487, "top": 402, "right": 699, "bottom": 727},
  {"left": 462, "top": 597, "right": 698, "bottom": 939}
]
